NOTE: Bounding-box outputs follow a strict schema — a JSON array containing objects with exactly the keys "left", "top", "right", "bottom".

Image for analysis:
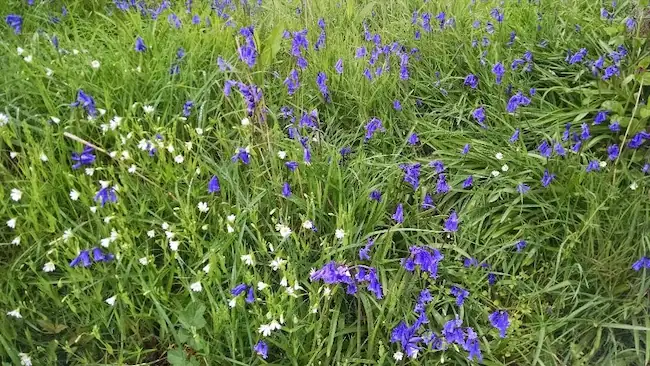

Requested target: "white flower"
[
  {"left": 62, "top": 229, "right": 72, "bottom": 242},
  {"left": 7, "top": 218, "right": 16, "bottom": 229},
  {"left": 103, "top": 216, "right": 114, "bottom": 224},
  {"left": 39, "top": 153, "right": 48, "bottom": 162},
  {"left": 89, "top": 206, "right": 97, "bottom": 213},
  {"left": 109, "top": 151, "right": 117, "bottom": 158},
  {"left": 195, "top": 167, "right": 201, "bottom": 175},
  {"left": 90, "top": 60, "right": 100, "bottom": 69},
  {"left": 11, "top": 236, "right": 20, "bottom": 245},
  {"left": 258, "top": 321, "right": 282, "bottom": 336},
  {"left": 45, "top": 68, "right": 53, "bottom": 77},
  {"left": 495, "top": 152, "right": 504, "bottom": 160},
  {"left": 393, "top": 351, "right": 404, "bottom": 361},
  {"left": 16, "top": 47, "right": 24, "bottom": 55},
  {"left": 202, "top": 264, "right": 210, "bottom": 273},
  {"left": 120, "top": 151, "right": 130, "bottom": 161},
  {"left": 323, "top": 287, "right": 332, "bottom": 296},
  {"left": 109, "top": 116, "right": 122, "bottom": 130},
  {"left": 257, "top": 281, "right": 269, "bottom": 291},
  {"left": 143, "top": 105, "right": 155, "bottom": 114},
  {"left": 43, "top": 261, "right": 55, "bottom": 272},
  {"left": 241, "top": 254, "right": 255, "bottom": 266},
  {"left": 335, "top": 229, "right": 345, "bottom": 239},
  {"left": 69, "top": 189, "right": 80, "bottom": 201},
  {"left": 85, "top": 168, "right": 95, "bottom": 176},
  {"left": 599, "top": 161, "right": 607, "bottom": 168},
  {"left": 169, "top": 240, "right": 180, "bottom": 251},
  {"left": 269, "top": 257, "right": 286, "bottom": 271},
  {"left": 105, "top": 296, "right": 117, "bottom": 306},
  {"left": 72, "top": 49, "right": 80, "bottom": 55},
  {"left": 302, "top": 220, "right": 313, "bottom": 230},
  {"left": 162, "top": 222, "right": 170, "bottom": 230},
  {"left": 10, "top": 188, "right": 22, "bottom": 202},
  {"left": 166, "top": 144, "right": 175, "bottom": 153},
  {"left": 227, "top": 224, "right": 234, "bottom": 233},
  {"left": 630, "top": 182, "right": 639, "bottom": 190},
  {"left": 23, "top": 55, "right": 33, "bottom": 63},
  {"left": 195, "top": 127, "right": 203, "bottom": 135},
  {"left": 280, "top": 277, "right": 288, "bottom": 287},
  {"left": 138, "top": 257, "right": 149, "bottom": 265},
  {"left": 9, "top": 151, "right": 18, "bottom": 159},
  {"left": 185, "top": 141, "right": 193, "bottom": 150},
  {"left": 7, "top": 309, "right": 22, "bottom": 318},
  {"left": 228, "top": 298, "right": 237, "bottom": 308},
  {"left": 277, "top": 150, "right": 287, "bottom": 159},
  {"left": 197, "top": 202, "right": 209, "bottom": 213},
  {"left": 227, "top": 214, "right": 236, "bottom": 223},
  {"left": 491, "top": 170, "right": 500, "bottom": 177},
  {"left": 135, "top": 66, "right": 142, "bottom": 73},
  {"left": 201, "top": 224, "right": 208, "bottom": 230},
  {"left": 165, "top": 230, "right": 175, "bottom": 239},
  {"left": 19, "top": 353, "right": 32, "bottom": 366},
  {"left": 190, "top": 281, "right": 203, "bottom": 292},
  {"left": 49, "top": 116, "right": 60, "bottom": 124},
  {"left": 276, "top": 224, "right": 292, "bottom": 238},
  {"left": 174, "top": 155, "right": 184, "bottom": 164},
  {"left": 147, "top": 230, "right": 155, "bottom": 238},
  {"left": 501, "top": 164, "right": 509, "bottom": 172},
  {"left": 0, "top": 113, "right": 8, "bottom": 126},
  {"left": 128, "top": 164, "right": 137, "bottom": 174},
  {"left": 241, "top": 117, "right": 250, "bottom": 126}
]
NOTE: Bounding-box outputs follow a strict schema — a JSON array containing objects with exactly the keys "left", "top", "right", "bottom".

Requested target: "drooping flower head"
[
  {"left": 392, "top": 203, "right": 404, "bottom": 223},
  {"left": 5, "top": 14, "right": 23, "bottom": 34},
  {"left": 444, "top": 210, "right": 459, "bottom": 232},
  {"left": 95, "top": 186, "right": 117, "bottom": 207},
  {"left": 232, "top": 147, "right": 251, "bottom": 164},
  {"left": 71, "top": 146, "right": 96, "bottom": 169},
  {"left": 208, "top": 176, "right": 220, "bottom": 193},
  {"left": 71, "top": 89, "right": 97, "bottom": 117},
  {"left": 402, "top": 246, "right": 444, "bottom": 278},
  {"left": 450, "top": 285, "right": 469, "bottom": 306},
  {"left": 135, "top": 36, "right": 146, "bottom": 52},
  {"left": 472, "top": 106, "right": 486, "bottom": 128},
  {"left": 400, "top": 163, "right": 421, "bottom": 190},
  {"left": 364, "top": 118, "right": 385, "bottom": 141},
  {"left": 492, "top": 62, "right": 505, "bottom": 84},
  {"left": 464, "top": 74, "right": 478, "bottom": 89},
  {"left": 254, "top": 340, "right": 268, "bottom": 359},
  {"left": 488, "top": 310, "right": 510, "bottom": 338}
]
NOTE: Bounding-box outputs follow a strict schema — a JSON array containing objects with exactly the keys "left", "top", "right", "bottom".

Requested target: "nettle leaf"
[{"left": 179, "top": 301, "right": 207, "bottom": 329}]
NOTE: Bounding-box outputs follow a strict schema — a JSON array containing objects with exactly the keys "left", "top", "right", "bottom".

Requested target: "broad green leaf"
[
  {"left": 179, "top": 302, "right": 207, "bottom": 329},
  {"left": 167, "top": 349, "right": 187, "bottom": 366}
]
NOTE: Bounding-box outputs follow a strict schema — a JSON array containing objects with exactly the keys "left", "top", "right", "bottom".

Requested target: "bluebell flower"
[
  {"left": 444, "top": 210, "right": 459, "bottom": 232},
  {"left": 515, "top": 240, "right": 527, "bottom": 252},
  {"left": 52, "top": 35, "right": 59, "bottom": 50},
  {"left": 310, "top": 261, "right": 354, "bottom": 285},
  {"left": 461, "top": 143, "right": 471, "bottom": 155},
  {"left": 489, "top": 310, "right": 510, "bottom": 338},
  {"left": 231, "top": 283, "right": 248, "bottom": 296},
  {"left": 283, "top": 69, "right": 300, "bottom": 95},
  {"left": 217, "top": 56, "right": 232, "bottom": 71},
  {"left": 507, "top": 31, "right": 516, "bottom": 47},
  {"left": 284, "top": 161, "right": 299, "bottom": 172},
  {"left": 490, "top": 8, "right": 504, "bottom": 22},
  {"left": 422, "top": 12, "right": 432, "bottom": 32},
  {"left": 472, "top": 20, "right": 481, "bottom": 28},
  {"left": 530, "top": 88, "right": 536, "bottom": 96},
  {"left": 135, "top": 36, "right": 146, "bottom": 52},
  {"left": 429, "top": 160, "right": 445, "bottom": 173},
  {"left": 208, "top": 176, "right": 220, "bottom": 193},
  {"left": 316, "top": 72, "right": 331, "bottom": 102},
  {"left": 568, "top": 48, "right": 587, "bottom": 64},
  {"left": 492, "top": 62, "right": 505, "bottom": 84},
  {"left": 364, "top": 118, "right": 385, "bottom": 141},
  {"left": 562, "top": 123, "right": 571, "bottom": 141},
  {"left": 403, "top": 246, "right": 444, "bottom": 278},
  {"left": 70, "top": 250, "right": 92, "bottom": 268},
  {"left": 168, "top": 13, "right": 181, "bottom": 28},
  {"left": 282, "top": 182, "right": 291, "bottom": 197},
  {"left": 517, "top": 183, "right": 530, "bottom": 194},
  {"left": 509, "top": 129, "right": 520, "bottom": 143},
  {"left": 231, "top": 148, "right": 251, "bottom": 164},
  {"left": 407, "top": 132, "right": 419, "bottom": 145},
  {"left": 95, "top": 186, "right": 117, "bottom": 207},
  {"left": 254, "top": 340, "right": 268, "bottom": 359},
  {"left": 359, "top": 238, "right": 374, "bottom": 260},
  {"left": 609, "top": 121, "right": 620, "bottom": 132},
  {"left": 462, "top": 176, "right": 473, "bottom": 189},
  {"left": 538, "top": 140, "right": 552, "bottom": 158},
  {"left": 393, "top": 100, "right": 402, "bottom": 111},
  {"left": 472, "top": 106, "right": 487, "bottom": 128},
  {"left": 482, "top": 36, "right": 490, "bottom": 46},
  {"left": 571, "top": 140, "right": 583, "bottom": 152},
  {"left": 71, "top": 89, "right": 97, "bottom": 117},
  {"left": 355, "top": 46, "right": 367, "bottom": 58},
  {"left": 643, "top": 163, "right": 650, "bottom": 174},
  {"left": 506, "top": 92, "right": 531, "bottom": 113},
  {"left": 334, "top": 58, "right": 343, "bottom": 74},
  {"left": 369, "top": 190, "right": 382, "bottom": 202},
  {"left": 5, "top": 14, "right": 23, "bottom": 34},
  {"left": 436, "top": 12, "right": 446, "bottom": 28},
  {"left": 392, "top": 203, "right": 405, "bottom": 224},
  {"left": 358, "top": 267, "right": 383, "bottom": 299},
  {"left": 450, "top": 286, "right": 469, "bottom": 306},
  {"left": 586, "top": 160, "right": 600, "bottom": 172},
  {"left": 464, "top": 257, "right": 479, "bottom": 267},
  {"left": 71, "top": 146, "right": 96, "bottom": 169},
  {"left": 628, "top": 131, "right": 648, "bottom": 149},
  {"left": 182, "top": 101, "right": 193, "bottom": 117},
  {"left": 632, "top": 257, "right": 650, "bottom": 271},
  {"left": 92, "top": 247, "right": 114, "bottom": 262},
  {"left": 412, "top": 10, "right": 419, "bottom": 24},
  {"left": 436, "top": 174, "right": 450, "bottom": 194},
  {"left": 464, "top": 328, "right": 482, "bottom": 362},
  {"left": 464, "top": 74, "right": 478, "bottom": 89},
  {"left": 245, "top": 286, "right": 255, "bottom": 303},
  {"left": 488, "top": 272, "right": 498, "bottom": 286},
  {"left": 400, "top": 163, "right": 421, "bottom": 190},
  {"left": 471, "top": 39, "right": 478, "bottom": 48},
  {"left": 602, "top": 65, "right": 620, "bottom": 80},
  {"left": 607, "top": 144, "right": 619, "bottom": 160},
  {"left": 594, "top": 110, "right": 608, "bottom": 125},
  {"left": 541, "top": 170, "right": 555, "bottom": 187},
  {"left": 626, "top": 17, "right": 637, "bottom": 31},
  {"left": 554, "top": 142, "right": 566, "bottom": 157},
  {"left": 580, "top": 123, "right": 591, "bottom": 140},
  {"left": 442, "top": 316, "right": 465, "bottom": 345}
]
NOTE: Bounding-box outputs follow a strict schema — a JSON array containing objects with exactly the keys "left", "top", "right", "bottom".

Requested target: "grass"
[{"left": 1, "top": 0, "right": 650, "bottom": 364}]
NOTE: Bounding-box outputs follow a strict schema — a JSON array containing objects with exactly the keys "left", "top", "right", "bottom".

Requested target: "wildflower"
[
  {"left": 393, "top": 351, "right": 404, "bottom": 361},
  {"left": 197, "top": 202, "right": 209, "bottom": 213},
  {"left": 628, "top": 132, "right": 648, "bottom": 149},
  {"left": 442, "top": 316, "right": 465, "bottom": 345},
  {"left": 135, "top": 36, "right": 146, "bottom": 52},
  {"left": 208, "top": 176, "right": 220, "bottom": 193},
  {"left": 238, "top": 26, "right": 257, "bottom": 68},
  {"left": 7, "top": 309, "right": 22, "bottom": 319},
  {"left": 506, "top": 91, "right": 531, "bottom": 113},
  {"left": 174, "top": 155, "right": 184, "bottom": 164},
  {"left": 5, "top": 14, "right": 23, "bottom": 34},
  {"left": 10, "top": 188, "right": 22, "bottom": 202},
  {"left": 254, "top": 341, "right": 268, "bottom": 359},
  {"left": 472, "top": 106, "right": 487, "bottom": 128},
  {"left": 450, "top": 286, "right": 469, "bottom": 306},
  {"left": 461, "top": 143, "right": 471, "bottom": 155},
  {"left": 392, "top": 203, "right": 404, "bottom": 223},
  {"left": 284, "top": 69, "right": 300, "bottom": 95},
  {"left": 554, "top": 142, "right": 566, "bottom": 157},
  {"left": 492, "top": 62, "right": 505, "bottom": 84},
  {"left": 335, "top": 229, "right": 345, "bottom": 239},
  {"left": 316, "top": 72, "right": 331, "bottom": 102},
  {"left": 282, "top": 182, "right": 291, "bottom": 197},
  {"left": 541, "top": 170, "right": 556, "bottom": 187},
  {"left": 400, "top": 163, "right": 421, "bottom": 190},
  {"left": 190, "top": 281, "right": 202, "bottom": 292},
  {"left": 607, "top": 144, "right": 619, "bottom": 160},
  {"left": 364, "top": 118, "right": 385, "bottom": 141},
  {"left": 436, "top": 174, "right": 450, "bottom": 194},
  {"left": 464, "top": 257, "right": 479, "bottom": 267},
  {"left": 517, "top": 183, "right": 530, "bottom": 194},
  {"left": 464, "top": 327, "right": 483, "bottom": 361},
  {"left": 462, "top": 175, "right": 473, "bottom": 189},
  {"left": 334, "top": 58, "right": 343, "bottom": 74},
  {"left": 94, "top": 186, "right": 117, "bottom": 207},
  {"left": 562, "top": 123, "right": 572, "bottom": 141},
  {"left": 246, "top": 287, "right": 255, "bottom": 303},
  {"left": 70, "top": 250, "right": 92, "bottom": 268},
  {"left": 609, "top": 121, "right": 620, "bottom": 132},
  {"left": 429, "top": 160, "right": 445, "bottom": 173},
  {"left": 626, "top": 17, "right": 637, "bottom": 31},
  {"left": 515, "top": 240, "right": 527, "bottom": 252},
  {"left": 632, "top": 257, "right": 650, "bottom": 271},
  {"left": 422, "top": 193, "right": 435, "bottom": 209},
  {"left": 71, "top": 146, "right": 96, "bottom": 169},
  {"left": 489, "top": 310, "right": 510, "bottom": 338},
  {"left": 538, "top": 140, "right": 552, "bottom": 158},
  {"left": 369, "top": 190, "right": 382, "bottom": 202},
  {"left": 464, "top": 74, "right": 478, "bottom": 89},
  {"left": 630, "top": 182, "right": 639, "bottom": 190},
  {"left": 71, "top": 89, "right": 97, "bottom": 117},
  {"left": 568, "top": 48, "right": 587, "bottom": 64},
  {"left": 603, "top": 65, "right": 620, "bottom": 80},
  {"left": 586, "top": 160, "right": 600, "bottom": 172},
  {"left": 444, "top": 210, "right": 459, "bottom": 232},
  {"left": 393, "top": 100, "right": 402, "bottom": 111},
  {"left": 359, "top": 238, "right": 374, "bottom": 260},
  {"left": 407, "top": 132, "right": 419, "bottom": 145},
  {"left": 593, "top": 110, "right": 608, "bottom": 125},
  {"left": 276, "top": 224, "right": 292, "bottom": 238},
  {"left": 43, "top": 261, "right": 55, "bottom": 272},
  {"left": 232, "top": 147, "right": 251, "bottom": 164}
]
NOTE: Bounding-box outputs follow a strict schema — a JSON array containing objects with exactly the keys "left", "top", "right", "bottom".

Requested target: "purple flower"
[
  {"left": 254, "top": 341, "right": 268, "bottom": 359},
  {"left": 464, "top": 74, "right": 478, "bottom": 89},
  {"left": 472, "top": 106, "right": 487, "bottom": 128},
  {"left": 245, "top": 286, "right": 255, "bottom": 303},
  {"left": 568, "top": 48, "right": 587, "bottom": 64},
  {"left": 285, "top": 161, "right": 299, "bottom": 172},
  {"left": 489, "top": 310, "right": 510, "bottom": 338},
  {"left": 208, "top": 176, "right": 220, "bottom": 193},
  {"left": 462, "top": 175, "right": 473, "bottom": 189},
  {"left": 364, "top": 118, "right": 385, "bottom": 141},
  {"left": 643, "top": 163, "right": 650, "bottom": 174},
  {"left": 390, "top": 201, "right": 406, "bottom": 223},
  {"left": 492, "top": 62, "right": 505, "bottom": 84},
  {"left": 422, "top": 193, "right": 435, "bottom": 210},
  {"left": 182, "top": 100, "right": 193, "bottom": 117},
  {"left": 562, "top": 123, "right": 571, "bottom": 141},
  {"left": 359, "top": 238, "right": 374, "bottom": 260},
  {"left": 95, "top": 186, "right": 117, "bottom": 207},
  {"left": 541, "top": 170, "right": 555, "bottom": 187},
  {"left": 580, "top": 123, "right": 591, "bottom": 140},
  {"left": 626, "top": 17, "right": 637, "bottom": 31},
  {"left": 607, "top": 144, "right": 619, "bottom": 160},
  {"left": 488, "top": 272, "right": 498, "bottom": 286},
  {"left": 231, "top": 283, "right": 248, "bottom": 296},
  {"left": 436, "top": 174, "right": 450, "bottom": 194},
  {"left": 609, "top": 121, "right": 620, "bottom": 132},
  {"left": 284, "top": 69, "right": 300, "bottom": 95},
  {"left": 506, "top": 91, "right": 531, "bottom": 113},
  {"left": 429, "top": 160, "right": 445, "bottom": 173},
  {"left": 393, "top": 100, "right": 402, "bottom": 111},
  {"left": 554, "top": 142, "right": 566, "bottom": 157},
  {"left": 310, "top": 261, "right": 354, "bottom": 286},
  {"left": 135, "top": 36, "right": 146, "bottom": 52},
  {"left": 316, "top": 72, "right": 331, "bottom": 102},
  {"left": 70, "top": 89, "right": 97, "bottom": 117},
  {"left": 516, "top": 183, "right": 530, "bottom": 194},
  {"left": 628, "top": 132, "right": 648, "bottom": 149},
  {"left": 464, "top": 257, "right": 479, "bottom": 267},
  {"left": 461, "top": 143, "right": 471, "bottom": 155},
  {"left": 450, "top": 286, "right": 469, "bottom": 306},
  {"left": 465, "top": 328, "right": 483, "bottom": 362},
  {"left": 538, "top": 140, "right": 552, "bottom": 158},
  {"left": 403, "top": 246, "right": 444, "bottom": 277},
  {"left": 586, "top": 160, "right": 600, "bottom": 172},
  {"left": 70, "top": 250, "right": 92, "bottom": 268},
  {"left": 92, "top": 247, "right": 114, "bottom": 262},
  {"left": 5, "top": 14, "right": 23, "bottom": 34},
  {"left": 334, "top": 58, "right": 343, "bottom": 74},
  {"left": 282, "top": 182, "right": 291, "bottom": 197},
  {"left": 515, "top": 240, "right": 527, "bottom": 252},
  {"left": 444, "top": 210, "right": 459, "bottom": 232},
  {"left": 217, "top": 56, "right": 232, "bottom": 71},
  {"left": 490, "top": 8, "right": 504, "bottom": 22},
  {"left": 442, "top": 316, "right": 465, "bottom": 345},
  {"left": 355, "top": 46, "right": 367, "bottom": 58},
  {"left": 508, "top": 129, "right": 520, "bottom": 143},
  {"left": 594, "top": 110, "right": 608, "bottom": 125},
  {"left": 369, "top": 190, "right": 382, "bottom": 202},
  {"left": 71, "top": 146, "right": 96, "bottom": 170},
  {"left": 602, "top": 65, "right": 620, "bottom": 80},
  {"left": 632, "top": 257, "right": 650, "bottom": 271},
  {"left": 407, "top": 133, "right": 419, "bottom": 145},
  {"left": 231, "top": 148, "right": 251, "bottom": 165}
]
